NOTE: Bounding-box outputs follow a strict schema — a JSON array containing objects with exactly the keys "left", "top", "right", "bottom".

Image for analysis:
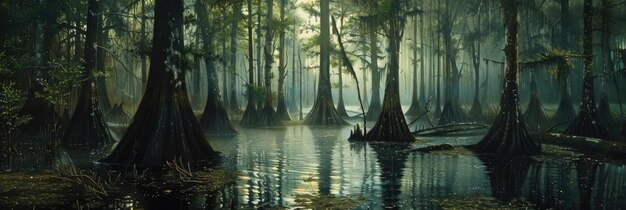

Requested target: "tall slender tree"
[
  {"left": 365, "top": 0, "right": 416, "bottom": 142},
  {"left": 197, "top": 0, "right": 237, "bottom": 135},
  {"left": 102, "top": 0, "right": 219, "bottom": 167},
  {"left": 240, "top": 0, "right": 259, "bottom": 126},
  {"left": 405, "top": 15, "right": 421, "bottom": 117},
  {"left": 275, "top": 0, "right": 292, "bottom": 121},
  {"left": 63, "top": 0, "right": 112, "bottom": 147},
  {"left": 229, "top": 0, "right": 242, "bottom": 114},
  {"left": 365, "top": 23, "right": 382, "bottom": 121},
  {"left": 256, "top": 0, "right": 283, "bottom": 126},
  {"left": 473, "top": 0, "right": 540, "bottom": 156},
  {"left": 304, "top": 0, "right": 347, "bottom": 125},
  {"left": 565, "top": 0, "right": 610, "bottom": 139}
]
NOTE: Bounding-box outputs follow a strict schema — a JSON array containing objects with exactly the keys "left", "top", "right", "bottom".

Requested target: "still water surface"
[{"left": 174, "top": 123, "right": 626, "bottom": 209}]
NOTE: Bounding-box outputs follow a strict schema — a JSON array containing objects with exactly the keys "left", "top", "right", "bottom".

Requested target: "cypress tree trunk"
[
  {"left": 439, "top": 0, "right": 465, "bottom": 125},
  {"left": 304, "top": 0, "right": 347, "bottom": 125},
  {"left": 565, "top": 0, "right": 609, "bottom": 139},
  {"left": 256, "top": 0, "right": 283, "bottom": 126},
  {"left": 552, "top": 73, "right": 576, "bottom": 123},
  {"left": 289, "top": 35, "right": 299, "bottom": 112},
  {"left": 102, "top": 0, "right": 219, "bottom": 168},
  {"left": 96, "top": 11, "right": 112, "bottom": 113},
  {"left": 240, "top": 0, "right": 259, "bottom": 126},
  {"left": 469, "top": 13, "right": 483, "bottom": 121},
  {"left": 473, "top": 0, "right": 540, "bottom": 156},
  {"left": 229, "top": 2, "right": 241, "bottom": 114},
  {"left": 335, "top": 14, "right": 348, "bottom": 118},
  {"left": 196, "top": 0, "right": 237, "bottom": 135},
  {"left": 336, "top": 63, "right": 349, "bottom": 118},
  {"left": 276, "top": 0, "right": 292, "bottom": 121},
  {"left": 366, "top": 0, "right": 414, "bottom": 142},
  {"left": 405, "top": 16, "right": 421, "bottom": 116},
  {"left": 418, "top": 4, "right": 426, "bottom": 106},
  {"left": 523, "top": 72, "right": 549, "bottom": 129},
  {"left": 365, "top": 27, "right": 382, "bottom": 121},
  {"left": 596, "top": 0, "right": 614, "bottom": 127},
  {"left": 140, "top": 0, "right": 148, "bottom": 91},
  {"left": 255, "top": 0, "right": 264, "bottom": 110},
  {"left": 63, "top": 0, "right": 112, "bottom": 147}
]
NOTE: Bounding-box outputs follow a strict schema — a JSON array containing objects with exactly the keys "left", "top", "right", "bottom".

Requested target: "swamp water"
[{"left": 2, "top": 119, "right": 626, "bottom": 209}]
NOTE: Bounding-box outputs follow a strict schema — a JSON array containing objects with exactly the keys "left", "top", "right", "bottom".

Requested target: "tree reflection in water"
[
  {"left": 371, "top": 143, "right": 410, "bottom": 209},
  {"left": 479, "top": 155, "right": 533, "bottom": 203}
]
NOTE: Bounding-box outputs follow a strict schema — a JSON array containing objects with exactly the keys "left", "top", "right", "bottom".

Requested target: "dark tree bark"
[
  {"left": 405, "top": 16, "right": 421, "bottom": 117},
  {"left": 468, "top": 11, "right": 483, "bottom": 121},
  {"left": 240, "top": 0, "right": 259, "bottom": 126},
  {"left": 196, "top": 0, "right": 237, "bottom": 135},
  {"left": 222, "top": 41, "right": 229, "bottom": 109},
  {"left": 140, "top": 0, "right": 148, "bottom": 91},
  {"left": 365, "top": 27, "right": 382, "bottom": 121},
  {"left": 63, "top": 0, "right": 112, "bottom": 147},
  {"left": 96, "top": 4, "right": 112, "bottom": 113},
  {"left": 336, "top": 64, "right": 349, "bottom": 118},
  {"left": 101, "top": 0, "right": 219, "bottom": 168},
  {"left": 596, "top": 0, "right": 614, "bottom": 128},
  {"left": 334, "top": 14, "right": 349, "bottom": 119},
  {"left": 365, "top": 0, "right": 414, "bottom": 142},
  {"left": 473, "top": 0, "right": 540, "bottom": 156},
  {"left": 565, "top": 0, "right": 610, "bottom": 139},
  {"left": 229, "top": 1, "right": 241, "bottom": 114},
  {"left": 439, "top": 0, "right": 466, "bottom": 125},
  {"left": 256, "top": 0, "right": 283, "bottom": 126},
  {"left": 255, "top": 0, "right": 264, "bottom": 110},
  {"left": 523, "top": 72, "right": 549, "bottom": 129},
  {"left": 304, "top": 0, "right": 347, "bottom": 125},
  {"left": 551, "top": 72, "right": 576, "bottom": 124},
  {"left": 275, "top": 0, "right": 292, "bottom": 121}
]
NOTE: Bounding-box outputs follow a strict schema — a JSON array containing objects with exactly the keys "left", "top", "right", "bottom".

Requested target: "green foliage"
[
  {"left": 243, "top": 84, "right": 266, "bottom": 102},
  {"left": 37, "top": 58, "right": 83, "bottom": 107},
  {"left": 529, "top": 48, "right": 578, "bottom": 80},
  {"left": 0, "top": 82, "right": 30, "bottom": 136}
]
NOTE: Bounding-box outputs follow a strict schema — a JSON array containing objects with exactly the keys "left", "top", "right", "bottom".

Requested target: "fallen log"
[
  {"left": 534, "top": 133, "right": 626, "bottom": 159},
  {"left": 412, "top": 123, "right": 488, "bottom": 136}
]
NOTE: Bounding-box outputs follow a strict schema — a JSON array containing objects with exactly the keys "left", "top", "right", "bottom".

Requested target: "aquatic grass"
[
  {"left": 0, "top": 171, "right": 77, "bottom": 208},
  {"left": 435, "top": 196, "right": 535, "bottom": 210},
  {"left": 294, "top": 193, "right": 367, "bottom": 209}
]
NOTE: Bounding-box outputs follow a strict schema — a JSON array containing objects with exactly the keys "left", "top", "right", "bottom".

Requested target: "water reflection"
[
  {"left": 576, "top": 158, "right": 597, "bottom": 210},
  {"left": 43, "top": 124, "right": 626, "bottom": 209},
  {"left": 478, "top": 156, "right": 533, "bottom": 203},
  {"left": 311, "top": 127, "right": 338, "bottom": 195},
  {"left": 370, "top": 143, "right": 410, "bottom": 209}
]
